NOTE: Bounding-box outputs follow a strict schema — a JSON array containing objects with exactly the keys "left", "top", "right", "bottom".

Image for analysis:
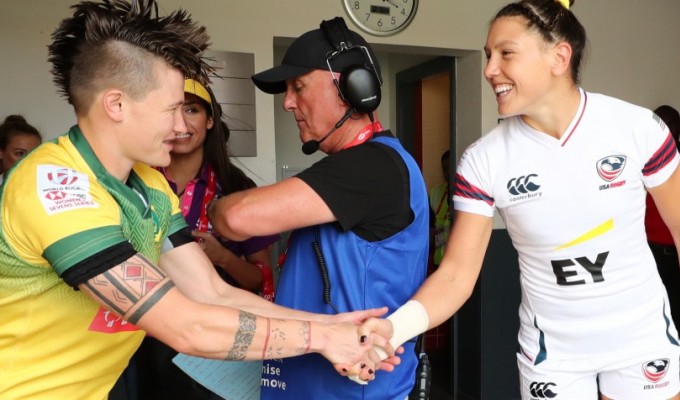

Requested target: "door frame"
[{"left": 395, "top": 56, "right": 456, "bottom": 169}]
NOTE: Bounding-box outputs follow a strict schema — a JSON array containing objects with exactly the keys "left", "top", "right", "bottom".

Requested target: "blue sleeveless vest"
[{"left": 260, "top": 135, "right": 430, "bottom": 400}]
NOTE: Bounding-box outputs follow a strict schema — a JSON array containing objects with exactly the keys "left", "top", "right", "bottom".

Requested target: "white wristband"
[
  {"left": 348, "top": 300, "right": 429, "bottom": 385},
  {"left": 384, "top": 300, "right": 430, "bottom": 351}
]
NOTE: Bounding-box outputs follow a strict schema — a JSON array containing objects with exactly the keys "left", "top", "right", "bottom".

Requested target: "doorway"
[
  {"left": 396, "top": 56, "right": 456, "bottom": 400},
  {"left": 396, "top": 56, "right": 455, "bottom": 186}
]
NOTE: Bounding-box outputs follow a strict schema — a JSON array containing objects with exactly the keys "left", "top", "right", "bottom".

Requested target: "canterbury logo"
[
  {"left": 529, "top": 382, "right": 558, "bottom": 399},
  {"left": 507, "top": 174, "right": 540, "bottom": 196}
]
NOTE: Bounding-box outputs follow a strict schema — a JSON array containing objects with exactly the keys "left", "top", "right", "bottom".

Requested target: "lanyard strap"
[
  {"left": 179, "top": 164, "right": 217, "bottom": 232},
  {"left": 255, "top": 262, "right": 276, "bottom": 302},
  {"left": 341, "top": 121, "right": 384, "bottom": 150}
]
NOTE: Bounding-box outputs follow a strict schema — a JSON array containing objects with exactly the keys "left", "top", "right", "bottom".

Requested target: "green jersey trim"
[
  {"left": 46, "top": 225, "right": 127, "bottom": 276},
  {"left": 68, "top": 126, "right": 149, "bottom": 216}
]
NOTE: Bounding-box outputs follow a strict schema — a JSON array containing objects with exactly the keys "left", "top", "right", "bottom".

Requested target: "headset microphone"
[
  {"left": 301, "top": 139, "right": 321, "bottom": 156},
  {"left": 301, "top": 108, "right": 354, "bottom": 155},
  {"left": 302, "top": 17, "right": 382, "bottom": 156}
]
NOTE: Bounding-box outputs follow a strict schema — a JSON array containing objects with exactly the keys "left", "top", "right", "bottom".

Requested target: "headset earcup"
[{"left": 339, "top": 65, "right": 382, "bottom": 113}]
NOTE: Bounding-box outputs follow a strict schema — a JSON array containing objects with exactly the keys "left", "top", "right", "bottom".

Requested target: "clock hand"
[{"left": 385, "top": 0, "right": 400, "bottom": 8}]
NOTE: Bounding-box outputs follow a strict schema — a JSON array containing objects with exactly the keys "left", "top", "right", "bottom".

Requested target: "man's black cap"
[{"left": 251, "top": 23, "right": 381, "bottom": 94}]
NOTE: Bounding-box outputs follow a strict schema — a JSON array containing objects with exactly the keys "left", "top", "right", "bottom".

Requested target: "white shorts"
[{"left": 517, "top": 344, "right": 680, "bottom": 400}]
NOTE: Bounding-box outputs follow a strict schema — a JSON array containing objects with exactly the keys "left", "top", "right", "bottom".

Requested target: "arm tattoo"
[
  {"left": 225, "top": 311, "right": 257, "bottom": 361},
  {"left": 265, "top": 319, "right": 286, "bottom": 359},
  {"left": 301, "top": 321, "right": 311, "bottom": 354},
  {"left": 262, "top": 319, "right": 311, "bottom": 359},
  {"left": 82, "top": 253, "right": 174, "bottom": 324}
]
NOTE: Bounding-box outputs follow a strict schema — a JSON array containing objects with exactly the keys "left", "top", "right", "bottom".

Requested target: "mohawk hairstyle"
[{"left": 48, "top": 0, "right": 213, "bottom": 111}]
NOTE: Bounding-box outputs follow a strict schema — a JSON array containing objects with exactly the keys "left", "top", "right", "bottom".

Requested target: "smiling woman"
[{"left": 364, "top": 1, "right": 680, "bottom": 399}]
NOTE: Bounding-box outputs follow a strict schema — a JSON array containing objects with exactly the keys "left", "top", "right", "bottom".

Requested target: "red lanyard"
[
  {"left": 255, "top": 262, "right": 276, "bottom": 302},
  {"left": 180, "top": 167, "right": 275, "bottom": 301},
  {"left": 179, "top": 164, "right": 217, "bottom": 233},
  {"left": 341, "top": 121, "right": 383, "bottom": 150}
]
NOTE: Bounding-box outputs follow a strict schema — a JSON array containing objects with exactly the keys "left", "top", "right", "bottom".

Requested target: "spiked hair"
[{"left": 48, "top": 0, "right": 213, "bottom": 114}]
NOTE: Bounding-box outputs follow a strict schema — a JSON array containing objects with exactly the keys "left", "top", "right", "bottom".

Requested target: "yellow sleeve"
[{"left": 2, "top": 142, "right": 124, "bottom": 268}]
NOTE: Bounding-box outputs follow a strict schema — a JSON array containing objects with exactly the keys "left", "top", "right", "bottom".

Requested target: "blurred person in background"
[{"left": 0, "top": 114, "right": 42, "bottom": 183}]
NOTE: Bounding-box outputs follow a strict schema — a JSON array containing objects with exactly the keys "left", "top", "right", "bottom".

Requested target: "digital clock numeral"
[{"left": 369, "top": 5, "right": 390, "bottom": 15}]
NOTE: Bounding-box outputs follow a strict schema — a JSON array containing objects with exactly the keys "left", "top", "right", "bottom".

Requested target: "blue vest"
[{"left": 260, "top": 136, "right": 429, "bottom": 400}]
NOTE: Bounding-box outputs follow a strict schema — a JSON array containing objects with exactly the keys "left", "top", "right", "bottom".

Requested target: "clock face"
[{"left": 342, "top": 0, "right": 418, "bottom": 37}]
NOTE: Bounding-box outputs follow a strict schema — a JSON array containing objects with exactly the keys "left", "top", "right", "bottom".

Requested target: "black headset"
[{"left": 320, "top": 17, "right": 382, "bottom": 114}]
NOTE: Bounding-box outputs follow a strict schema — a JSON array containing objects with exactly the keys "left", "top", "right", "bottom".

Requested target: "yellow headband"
[
  {"left": 556, "top": 0, "right": 570, "bottom": 9},
  {"left": 184, "top": 79, "right": 212, "bottom": 105}
]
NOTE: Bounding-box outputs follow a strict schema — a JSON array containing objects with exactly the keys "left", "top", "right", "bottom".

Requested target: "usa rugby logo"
[
  {"left": 596, "top": 155, "right": 626, "bottom": 182},
  {"left": 643, "top": 359, "right": 669, "bottom": 383}
]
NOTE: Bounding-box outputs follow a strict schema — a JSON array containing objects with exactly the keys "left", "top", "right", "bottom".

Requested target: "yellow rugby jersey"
[{"left": 0, "top": 126, "right": 188, "bottom": 399}]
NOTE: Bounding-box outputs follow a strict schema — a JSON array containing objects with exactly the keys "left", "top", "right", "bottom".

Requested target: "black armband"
[
  {"left": 168, "top": 226, "right": 194, "bottom": 248},
  {"left": 61, "top": 241, "right": 137, "bottom": 288}
]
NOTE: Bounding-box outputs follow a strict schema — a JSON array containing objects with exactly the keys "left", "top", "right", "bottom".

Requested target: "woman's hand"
[{"left": 192, "top": 230, "right": 232, "bottom": 266}]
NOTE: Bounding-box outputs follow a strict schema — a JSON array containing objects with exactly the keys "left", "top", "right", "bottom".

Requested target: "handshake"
[{"left": 320, "top": 301, "right": 429, "bottom": 385}]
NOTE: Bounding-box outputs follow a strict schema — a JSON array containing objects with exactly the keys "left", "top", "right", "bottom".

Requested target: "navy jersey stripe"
[{"left": 643, "top": 133, "right": 677, "bottom": 176}]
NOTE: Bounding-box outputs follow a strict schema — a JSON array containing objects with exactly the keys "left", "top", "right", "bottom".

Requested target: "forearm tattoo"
[
  {"left": 300, "top": 321, "right": 311, "bottom": 354},
  {"left": 226, "top": 311, "right": 257, "bottom": 360},
  {"left": 262, "top": 319, "right": 311, "bottom": 359},
  {"left": 82, "top": 254, "right": 174, "bottom": 324},
  {"left": 265, "top": 319, "right": 286, "bottom": 359}
]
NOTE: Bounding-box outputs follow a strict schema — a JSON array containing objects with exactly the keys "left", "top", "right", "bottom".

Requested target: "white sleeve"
[
  {"left": 641, "top": 110, "right": 680, "bottom": 188},
  {"left": 452, "top": 139, "right": 496, "bottom": 217}
]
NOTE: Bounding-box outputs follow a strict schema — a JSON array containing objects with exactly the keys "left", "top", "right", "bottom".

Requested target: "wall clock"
[{"left": 342, "top": 0, "right": 418, "bottom": 37}]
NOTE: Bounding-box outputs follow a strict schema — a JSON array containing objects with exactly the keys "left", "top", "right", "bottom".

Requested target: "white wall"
[{"left": 2, "top": 0, "right": 679, "bottom": 185}]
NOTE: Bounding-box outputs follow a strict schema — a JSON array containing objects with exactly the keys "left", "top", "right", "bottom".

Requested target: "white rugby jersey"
[{"left": 454, "top": 89, "right": 680, "bottom": 364}]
